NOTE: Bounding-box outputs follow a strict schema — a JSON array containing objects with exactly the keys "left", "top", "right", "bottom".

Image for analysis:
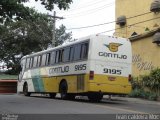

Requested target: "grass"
[{"left": 0, "top": 74, "right": 18, "bottom": 80}]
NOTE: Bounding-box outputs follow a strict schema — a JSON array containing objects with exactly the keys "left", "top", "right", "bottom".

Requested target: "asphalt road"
[{"left": 0, "top": 94, "right": 159, "bottom": 120}]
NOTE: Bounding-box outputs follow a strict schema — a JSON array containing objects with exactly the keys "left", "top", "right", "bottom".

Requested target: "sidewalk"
[{"left": 103, "top": 95, "right": 160, "bottom": 105}]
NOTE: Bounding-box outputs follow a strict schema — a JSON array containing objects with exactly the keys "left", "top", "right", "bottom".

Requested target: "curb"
[{"left": 103, "top": 95, "right": 160, "bottom": 105}]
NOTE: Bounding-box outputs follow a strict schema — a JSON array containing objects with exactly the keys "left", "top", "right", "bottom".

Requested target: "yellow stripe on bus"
[{"left": 41, "top": 74, "right": 131, "bottom": 94}]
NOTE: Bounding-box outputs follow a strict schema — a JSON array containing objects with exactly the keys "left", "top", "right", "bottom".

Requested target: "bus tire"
[
  {"left": 59, "top": 80, "right": 68, "bottom": 100},
  {"left": 23, "top": 83, "right": 31, "bottom": 96},
  {"left": 49, "top": 93, "right": 56, "bottom": 98},
  {"left": 88, "top": 93, "right": 103, "bottom": 102}
]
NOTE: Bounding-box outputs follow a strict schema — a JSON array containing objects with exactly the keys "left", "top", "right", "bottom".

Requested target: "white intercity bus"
[{"left": 18, "top": 35, "right": 132, "bottom": 101}]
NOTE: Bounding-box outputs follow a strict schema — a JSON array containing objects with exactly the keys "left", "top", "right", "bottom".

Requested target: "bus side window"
[
  {"left": 37, "top": 55, "right": 42, "bottom": 67},
  {"left": 29, "top": 57, "right": 33, "bottom": 68},
  {"left": 21, "top": 58, "right": 26, "bottom": 71},
  {"left": 58, "top": 49, "right": 64, "bottom": 63},
  {"left": 61, "top": 49, "right": 64, "bottom": 62},
  {"left": 41, "top": 54, "right": 47, "bottom": 66},
  {"left": 69, "top": 47, "right": 74, "bottom": 61},
  {"left": 63, "top": 48, "right": 70, "bottom": 62},
  {"left": 33, "top": 56, "right": 38, "bottom": 68},
  {"left": 25, "top": 58, "right": 30, "bottom": 69},
  {"left": 50, "top": 51, "right": 55, "bottom": 64},
  {"left": 55, "top": 51, "right": 59, "bottom": 63},
  {"left": 58, "top": 50, "right": 62, "bottom": 63},
  {"left": 73, "top": 44, "right": 81, "bottom": 61},
  {"left": 46, "top": 53, "right": 51, "bottom": 66},
  {"left": 81, "top": 42, "right": 89, "bottom": 59}
]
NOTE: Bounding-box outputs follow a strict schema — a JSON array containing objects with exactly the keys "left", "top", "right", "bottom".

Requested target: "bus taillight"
[
  {"left": 89, "top": 71, "right": 94, "bottom": 80},
  {"left": 128, "top": 74, "right": 132, "bottom": 82}
]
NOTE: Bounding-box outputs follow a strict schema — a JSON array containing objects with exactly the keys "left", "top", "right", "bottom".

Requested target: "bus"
[{"left": 18, "top": 35, "right": 132, "bottom": 101}]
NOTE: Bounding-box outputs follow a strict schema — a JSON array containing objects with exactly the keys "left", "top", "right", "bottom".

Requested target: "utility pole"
[{"left": 48, "top": 11, "right": 64, "bottom": 47}]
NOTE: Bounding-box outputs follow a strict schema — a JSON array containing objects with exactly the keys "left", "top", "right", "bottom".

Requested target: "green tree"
[
  {"left": 0, "top": 0, "right": 72, "bottom": 24},
  {"left": 55, "top": 24, "right": 72, "bottom": 46},
  {"left": 141, "top": 68, "right": 160, "bottom": 95},
  {"left": 0, "top": 0, "right": 72, "bottom": 74},
  {"left": 0, "top": 10, "right": 72, "bottom": 74}
]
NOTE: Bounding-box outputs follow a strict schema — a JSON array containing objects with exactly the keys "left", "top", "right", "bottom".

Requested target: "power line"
[
  {"left": 60, "top": 0, "right": 112, "bottom": 12},
  {"left": 65, "top": 4, "right": 114, "bottom": 19},
  {"left": 63, "top": 3, "right": 114, "bottom": 18},
  {"left": 97, "top": 16, "right": 160, "bottom": 34},
  {"left": 66, "top": 11, "right": 152, "bottom": 30},
  {"left": 58, "top": 1, "right": 114, "bottom": 16},
  {"left": 67, "top": 21, "right": 115, "bottom": 30}
]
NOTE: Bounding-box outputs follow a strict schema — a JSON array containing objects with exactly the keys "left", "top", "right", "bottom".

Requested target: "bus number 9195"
[
  {"left": 103, "top": 68, "right": 122, "bottom": 75},
  {"left": 75, "top": 64, "right": 86, "bottom": 71}
]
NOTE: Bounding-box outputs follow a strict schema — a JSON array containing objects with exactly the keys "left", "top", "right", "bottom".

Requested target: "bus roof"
[{"left": 21, "top": 35, "right": 129, "bottom": 59}]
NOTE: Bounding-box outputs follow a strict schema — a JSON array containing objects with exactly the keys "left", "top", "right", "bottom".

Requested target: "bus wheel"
[
  {"left": 49, "top": 93, "right": 56, "bottom": 98},
  {"left": 88, "top": 93, "right": 103, "bottom": 102},
  {"left": 59, "top": 81, "right": 68, "bottom": 100},
  {"left": 23, "top": 83, "right": 31, "bottom": 96}
]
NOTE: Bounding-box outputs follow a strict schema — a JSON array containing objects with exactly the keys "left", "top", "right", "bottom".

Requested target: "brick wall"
[{"left": 0, "top": 80, "right": 17, "bottom": 93}]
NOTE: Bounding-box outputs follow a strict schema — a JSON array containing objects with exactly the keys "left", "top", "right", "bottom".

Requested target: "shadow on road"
[{"left": 28, "top": 94, "right": 127, "bottom": 106}]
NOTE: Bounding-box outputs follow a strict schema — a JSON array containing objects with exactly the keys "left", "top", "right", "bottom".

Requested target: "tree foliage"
[
  {"left": 0, "top": 10, "right": 72, "bottom": 74},
  {"left": 35, "top": 0, "right": 73, "bottom": 10},
  {"left": 141, "top": 68, "right": 160, "bottom": 92},
  {"left": 131, "top": 68, "right": 160, "bottom": 98},
  {"left": 0, "top": 0, "right": 72, "bottom": 74},
  {"left": 55, "top": 24, "right": 72, "bottom": 46},
  {"left": 0, "top": 0, "right": 72, "bottom": 24}
]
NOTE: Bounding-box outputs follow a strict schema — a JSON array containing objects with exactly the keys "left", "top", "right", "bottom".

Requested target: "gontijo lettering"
[
  {"left": 99, "top": 52, "right": 127, "bottom": 59},
  {"left": 49, "top": 66, "right": 69, "bottom": 74},
  {"left": 99, "top": 42, "right": 127, "bottom": 59}
]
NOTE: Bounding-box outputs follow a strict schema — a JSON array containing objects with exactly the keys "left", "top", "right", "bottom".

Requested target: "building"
[
  {"left": 0, "top": 74, "right": 17, "bottom": 93},
  {"left": 115, "top": 0, "right": 160, "bottom": 76}
]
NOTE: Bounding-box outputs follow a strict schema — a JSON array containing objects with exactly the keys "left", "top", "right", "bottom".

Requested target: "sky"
[{"left": 25, "top": 0, "right": 115, "bottom": 39}]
